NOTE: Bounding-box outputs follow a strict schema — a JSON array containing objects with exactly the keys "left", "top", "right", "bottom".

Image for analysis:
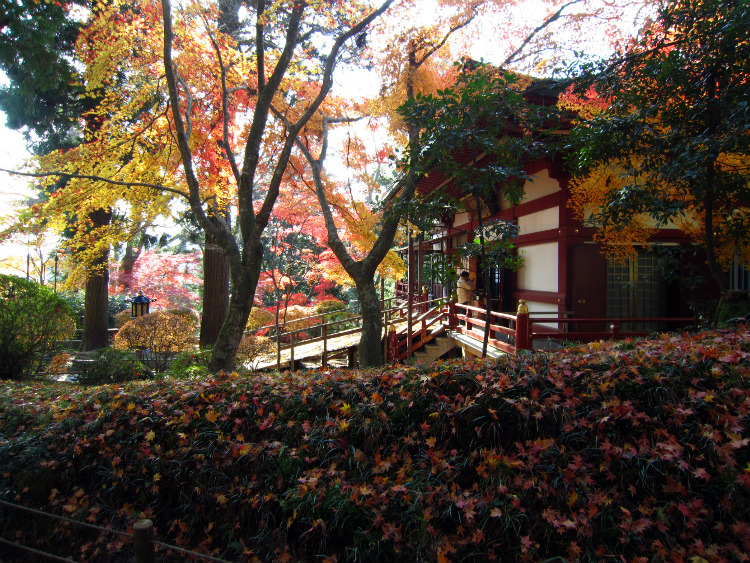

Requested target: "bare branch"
[
  {"left": 0, "top": 168, "right": 190, "bottom": 199},
  {"left": 205, "top": 22, "right": 242, "bottom": 185},
  {"left": 501, "top": 0, "right": 581, "bottom": 68}
]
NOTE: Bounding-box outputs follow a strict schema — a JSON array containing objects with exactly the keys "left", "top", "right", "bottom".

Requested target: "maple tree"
[
  {"left": 255, "top": 184, "right": 343, "bottom": 315},
  {"left": 2, "top": 0, "right": 394, "bottom": 369},
  {"left": 111, "top": 249, "right": 202, "bottom": 311},
  {"left": 297, "top": 1, "right": 491, "bottom": 367},
  {"left": 565, "top": 0, "right": 750, "bottom": 291},
  {"left": 159, "top": 0, "right": 397, "bottom": 371},
  {"left": 0, "top": 0, "right": 119, "bottom": 350}
]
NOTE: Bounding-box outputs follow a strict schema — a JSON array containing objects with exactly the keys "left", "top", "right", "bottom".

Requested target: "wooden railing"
[
  {"left": 386, "top": 299, "right": 454, "bottom": 362},
  {"left": 528, "top": 316, "right": 695, "bottom": 342},
  {"left": 453, "top": 303, "right": 530, "bottom": 355},
  {"left": 248, "top": 297, "right": 421, "bottom": 369},
  {"left": 248, "top": 295, "right": 696, "bottom": 368},
  {"left": 452, "top": 303, "right": 693, "bottom": 355}
]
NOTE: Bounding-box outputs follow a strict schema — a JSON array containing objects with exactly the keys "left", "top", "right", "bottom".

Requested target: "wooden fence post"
[
  {"left": 290, "top": 331, "right": 295, "bottom": 371},
  {"left": 448, "top": 302, "right": 457, "bottom": 329},
  {"left": 322, "top": 323, "right": 328, "bottom": 367},
  {"left": 515, "top": 300, "right": 531, "bottom": 352},
  {"left": 387, "top": 326, "right": 397, "bottom": 363},
  {"left": 610, "top": 323, "right": 620, "bottom": 339},
  {"left": 134, "top": 519, "right": 155, "bottom": 563}
]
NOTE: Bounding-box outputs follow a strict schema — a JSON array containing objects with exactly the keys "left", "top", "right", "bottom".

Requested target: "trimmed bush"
[
  {"left": 113, "top": 309, "right": 132, "bottom": 328},
  {"left": 75, "top": 348, "right": 154, "bottom": 385},
  {"left": 163, "top": 307, "right": 200, "bottom": 328},
  {"left": 114, "top": 312, "right": 196, "bottom": 373},
  {"left": 0, "top": 275, "right": 76, "bottom": 380},
  {"left": 246, "top": 307, "right": 275, "bottom": 333},
  {"left": 279, "top": 304, "right": 316, "bottom": 333},
  {"left": 236, "top": 334, "right": 275, "bottom": 369}
]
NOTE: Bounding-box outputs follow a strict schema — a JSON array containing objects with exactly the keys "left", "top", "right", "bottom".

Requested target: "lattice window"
[{"left": 606, "top": 248, "right": 667, "bottom": 331}]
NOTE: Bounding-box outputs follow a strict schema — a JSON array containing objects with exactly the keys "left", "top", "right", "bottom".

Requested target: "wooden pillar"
[
  {"left": 417, "top": 233, "right": 423, "bottom": 300},
  {"left": 289, "top": 331, "right": 295, "bottom": 371},
  {"left": 515, "top": 299, "right": 531, "bottom": 352},
  {"left": 134, "top": 520, "right": 155, "bottom": 563},
  {"left": 322, "top": 323, "right": 328, "bottom": 367},
  {"left": 387, "top": 326, "right": 397, "bottom": 363},
  {"left": 610, "top": 323, "right": 620, "bottom": 339}
]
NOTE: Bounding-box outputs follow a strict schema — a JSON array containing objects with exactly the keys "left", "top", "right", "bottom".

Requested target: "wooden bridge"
[{"left": 250, "top": 295, "right": 695, "bottom": 370}]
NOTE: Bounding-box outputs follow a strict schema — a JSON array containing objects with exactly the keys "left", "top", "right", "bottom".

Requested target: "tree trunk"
[
  {"left": 208, "top": 238, "right": 262, "bottom": 372},
  {"left": 118, "top": 239, "right": 141, "bottom": 293},
  {"left": 355, "top": 277, "right": 384, "bottom": 367},
  {"left": 82, "top": 208, "right": 111, "bottom": 350},
  {"left": 200, "top": 214, "right": 230, "bottom": 347}
]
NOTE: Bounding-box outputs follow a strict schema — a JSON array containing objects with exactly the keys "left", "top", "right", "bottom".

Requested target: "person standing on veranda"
[{"left": 456, "top": 271, "right": 474, "bottom": 305}]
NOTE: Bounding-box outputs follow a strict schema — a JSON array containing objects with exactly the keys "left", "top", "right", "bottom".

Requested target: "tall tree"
[
  {"left": 566, "top": 0, "right": 750, "bottom": 290},
  {"left": 161, "top": 0, "right": 395, "bottom": 370},
  {"left": 0, "top": 0, "right": 89, "bottom": 153},
  {"left": 301, "top": 0, "right": 590, "bottom": 366},
  {"left": 0, "top": 0, "right": 119, "bottom": 349}
]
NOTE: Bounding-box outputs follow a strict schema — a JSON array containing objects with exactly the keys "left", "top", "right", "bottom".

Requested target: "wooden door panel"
[{"left": 570, "top": 244, "right": 607, "bottom": 332}]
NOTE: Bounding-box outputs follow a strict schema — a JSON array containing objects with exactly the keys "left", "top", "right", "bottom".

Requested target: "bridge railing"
[
  {"left": 248, "top": 294, "right": 696, "bottom": 368},
  {"left": 247, "top": 297, "right": 426, "bottom": 368}
]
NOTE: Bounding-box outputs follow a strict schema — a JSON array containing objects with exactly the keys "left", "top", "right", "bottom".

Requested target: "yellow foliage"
[
  {"left": 570, "top": 156, "right": 750, "bottom": 268},
  {"left": 246, "top": 308, "right": 276, "bottom": 332},
  {"left": 115, "top": 312, "right": 196, "bottom": 355}
]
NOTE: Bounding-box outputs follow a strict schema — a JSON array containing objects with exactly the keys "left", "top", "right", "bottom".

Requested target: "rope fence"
[{"left": 0, "top": 499, "right": 235, "bottom": 563}]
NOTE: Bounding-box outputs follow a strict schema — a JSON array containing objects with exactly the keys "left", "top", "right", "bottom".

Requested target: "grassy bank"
[{"left": 1, "top": 328, "right": 750, "bottom": 562}]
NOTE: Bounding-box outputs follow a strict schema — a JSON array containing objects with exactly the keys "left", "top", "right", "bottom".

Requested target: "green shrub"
[
  {"left": 76, "top": 348, "right": 154, "bottom": 385},
  {"left": 315, "top": 298, "right": 347, "bottom": 317},
  {"left": 114, "top": 312, "right": 196, "bottom": 373},
  {"left": 315, "top": 299, "right": 355, "bottom": 331},
  {"left": 165, "top": 348, "right": 213, "bottom": 379},
  {"left": 0, "top": 275, "right": 76, "bottom": 380}
]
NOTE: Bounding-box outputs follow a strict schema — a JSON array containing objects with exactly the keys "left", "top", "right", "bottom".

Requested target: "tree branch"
[
  {"left": 0, "top": 168, "right": 190, "bottom": 199},
  {"left": 161, "top": 0, "right": 234, "bottom": 253},
  {"left": 501, "top": 0, "right": 581, "bottom": 68},
  {"left": 206, "top": 23, "right": 242, "bottom": 185}
]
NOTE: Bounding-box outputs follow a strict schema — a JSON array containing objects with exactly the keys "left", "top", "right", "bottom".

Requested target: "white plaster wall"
[
  {"left": 581, "top": 209, "right": 689, "bottom": 231},
  {"left": 518, "top": 206, "right": 559, "bottom": 236},
  {"left": 517, "top": 242, "right": 558, "bottom": 292},
  {"left": 502, "top": 168, "right": 561, "bottom": 210},
  {"left": 524, "top": 300, "right": 559, "bottom": 331},
  {"left": 453, "top": 211, "right": 471, "bottom": 228}
]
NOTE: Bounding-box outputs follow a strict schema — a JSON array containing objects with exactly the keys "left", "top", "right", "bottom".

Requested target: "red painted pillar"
[
  {"left": 448, "top": 302, "right": 458, "bottom": 329},
  {"left": 515, "top": 299, "right": 531, "bottom": 352},
  {"left": 387, "top": 327, "right": 398, "bottom": 363}
]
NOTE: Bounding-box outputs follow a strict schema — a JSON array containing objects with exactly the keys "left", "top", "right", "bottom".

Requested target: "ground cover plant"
[{"left": 0, "top": 328, "right": 749, "bottom": 562}]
